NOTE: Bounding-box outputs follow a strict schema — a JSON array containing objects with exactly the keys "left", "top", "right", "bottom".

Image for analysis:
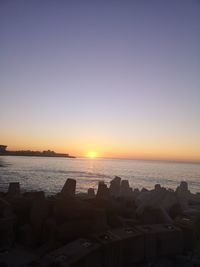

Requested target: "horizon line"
[
  {"left": 78, "top": 156, "right": 200, "bottom": 165},
  {"left": 1, "top": 145, "right": 200, "bottom": 164}
]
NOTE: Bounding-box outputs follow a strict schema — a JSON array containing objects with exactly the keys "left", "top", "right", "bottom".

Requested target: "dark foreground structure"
[{"left": 0, "top": 178, "right": 200, "bottom": 267}]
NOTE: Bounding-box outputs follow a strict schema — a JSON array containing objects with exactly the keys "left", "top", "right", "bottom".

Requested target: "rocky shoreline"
[{"left": 0, "top": 177, "right": 200, "bottom": 267}]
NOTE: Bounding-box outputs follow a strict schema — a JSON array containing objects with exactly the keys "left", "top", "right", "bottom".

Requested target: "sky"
[{"left": 0, "top": 0, "right": 200, "bottom": 161}]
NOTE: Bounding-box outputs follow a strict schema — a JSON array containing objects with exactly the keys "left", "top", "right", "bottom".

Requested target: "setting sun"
[{"left": 87, "top": 152, "right": 97, "bottom": 158}]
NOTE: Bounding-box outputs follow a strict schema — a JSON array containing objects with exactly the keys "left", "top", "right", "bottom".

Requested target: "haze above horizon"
[{"left": 1, "top": 0, "right": 200, "bottom": 162}]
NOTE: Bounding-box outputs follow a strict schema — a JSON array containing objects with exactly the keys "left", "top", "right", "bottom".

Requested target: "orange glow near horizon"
[
  {"left": 1, "top": 135, "right": 200, "bottom": 162},
  {"left": 3, "top": 145, "right": 200, "bottom": 162},
  {"left": 1, "top": 144, "right": 200, "bottom": 162}
]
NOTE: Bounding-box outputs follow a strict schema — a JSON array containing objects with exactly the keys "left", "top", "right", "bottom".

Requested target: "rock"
[
  {"left": 6, "top": 196, "right": 31, "bottom": 225},
  {"left": 140, "top": 207, "right": 173, "bottom": 224},
  {"left": 153, "top": 258, "right": 177, "bottom": 267},
  {"left": 57, "top": 220, "right": 93, "bottom": 242},
  {"left": 18, "top": 224, "right": 36, "bottom": 246},
  {"left": 154, "top": 184, "right": 162, "bottom": 192},
  {"left": 96, "top": 181, "right": 110, "bottom": 199},
  {"left": 141, "top": 187, "right": 149, "bottom": 193},
  {"left": 30, "top": 193, "right": 49, "bottom": 236},
  {"left": 109, "top": 227, "right": 145, "bottom": 264},
  {"left": 160, "top": 191, "right": 178, "bottom": 211},
  {"left": 43, "top": 217, "right": 57, "bottom": 241},
  {"left": 155, "top": 224, "right": 183, "bottom": 256},
  {"left": 110, "top": 176, "right": 121, "bottom": 197},
  {"left": 189, "top": 192, "right": 200, "bottom": 204},
  {"left": 135, "top": 189, "right": 179, "bottom": 223},
  {"left": 53, "top": 197, "right": 84, "bottom": 221},
  {"left": 0, "top": 246, "right": 38, "bottom": 267},
  {"left": 40, "top": 238, "right": 101, "bottom": 267},
  {"left": 7, "top": 182, "right": 20, "bottom": 196},
  {"left": 0, "top": 196, "right": 15, "bottom": 253},
  {"left": 0, "top": 192, "right": 6, "bottom": 198},
  {"left": 94, "top": 231, "right": 122, "bottom": 267},
  {"left": 122, "top": 218, "right": 140, "bottom": 227},
  {"left": 90, "top": 208, "right": 108, "bottom": 233},
  {"left": 175, "top": 217, "right": 197, "bottom": 251},
  {"left": 133, "top": 188, "right": 140, "bottom": 198},
  {"left": 36, "top": 240, "right": 61, "bottom": 257},
  {"left": 120, "top": 180, "right": 132, "bottom": 197},
  {"left": 135, "top": 189, "right": 167, "bottom": 215},
  {"left": 54, "top": 196, "right": 107, "bottom": 233},
  {"left": 0, "top": 217, "right": 15, "bottom": 251},
  {"left": 88, "top": 188, "right": 95, "bottom": 198},
  {"left": 60, "top": 178, "right": 76, "bottom": 198},
  {"left": 176, "top": 181, "right": 191, "bottom": 210},
  {"left": 168, "top": 203, "right": 183, "bottom": 219},
  {"left": 106, "top": 212, "right": 124, "bottom": 228},
  {"left": 135, "top": 224, "right": 183, "bottom": 259},
  {"left": 23, "top": 191, "right": 45, "bottom": 200},
  {"left": 0, "top": 197, "right": 13, "bottom": 218},
  {"left": 114, "top": 198, "right": 137, "bottom": 219}
]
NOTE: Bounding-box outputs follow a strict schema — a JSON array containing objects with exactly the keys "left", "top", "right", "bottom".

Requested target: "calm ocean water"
[{"left": 0, "top": 156, "right": 200, "bottom": 194}]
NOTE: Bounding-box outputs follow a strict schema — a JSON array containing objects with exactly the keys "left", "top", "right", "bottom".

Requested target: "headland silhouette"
[{"left": 0, "top": 145, "right": 75, "bottom": 158}]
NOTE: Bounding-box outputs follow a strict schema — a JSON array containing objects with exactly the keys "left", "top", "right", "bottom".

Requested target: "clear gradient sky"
[{"left": 1, "top": 0, "right": 200, "bottom": 161}]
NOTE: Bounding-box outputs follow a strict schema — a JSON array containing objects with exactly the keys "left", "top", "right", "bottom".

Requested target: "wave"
[{"left": 21, "top": 169, "right": 112, "bottom": 179}]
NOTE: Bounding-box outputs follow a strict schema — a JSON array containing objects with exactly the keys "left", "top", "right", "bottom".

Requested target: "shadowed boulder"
[
  {"left": 60, "top": 178, "right": 76, "bottom": 198},
  {"left": 7, "top": 182, "right": 20, "bottom": 197},
  {"left": 110, "top": 176, "right": 121, "bottom": 197},
  {"left": 30, "top": 193, "right": 50, "bottom": 238},
  {"left": 96, "top": 181, "right": 110, "bottom": 199},
  {"left": 88, "top": 188, "right": 95, "bottom": 198}
]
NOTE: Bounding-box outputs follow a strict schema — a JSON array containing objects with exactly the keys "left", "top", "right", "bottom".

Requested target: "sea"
[{"left": 0, "top": 156, "right": 200, "bottom": 195}]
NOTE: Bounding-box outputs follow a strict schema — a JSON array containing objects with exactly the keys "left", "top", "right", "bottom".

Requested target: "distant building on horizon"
[{"left": 0, "top": 145, "right": 7, "bottom": 153}]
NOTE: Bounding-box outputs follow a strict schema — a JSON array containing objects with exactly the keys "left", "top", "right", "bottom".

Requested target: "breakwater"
[{"left": 0, "top": 177, "right": 200, "bottom": 267}]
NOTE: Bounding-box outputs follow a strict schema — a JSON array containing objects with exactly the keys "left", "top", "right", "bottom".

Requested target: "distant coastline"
[{"left": 0, "top": 145, "right": 76, "bottom": 158}]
